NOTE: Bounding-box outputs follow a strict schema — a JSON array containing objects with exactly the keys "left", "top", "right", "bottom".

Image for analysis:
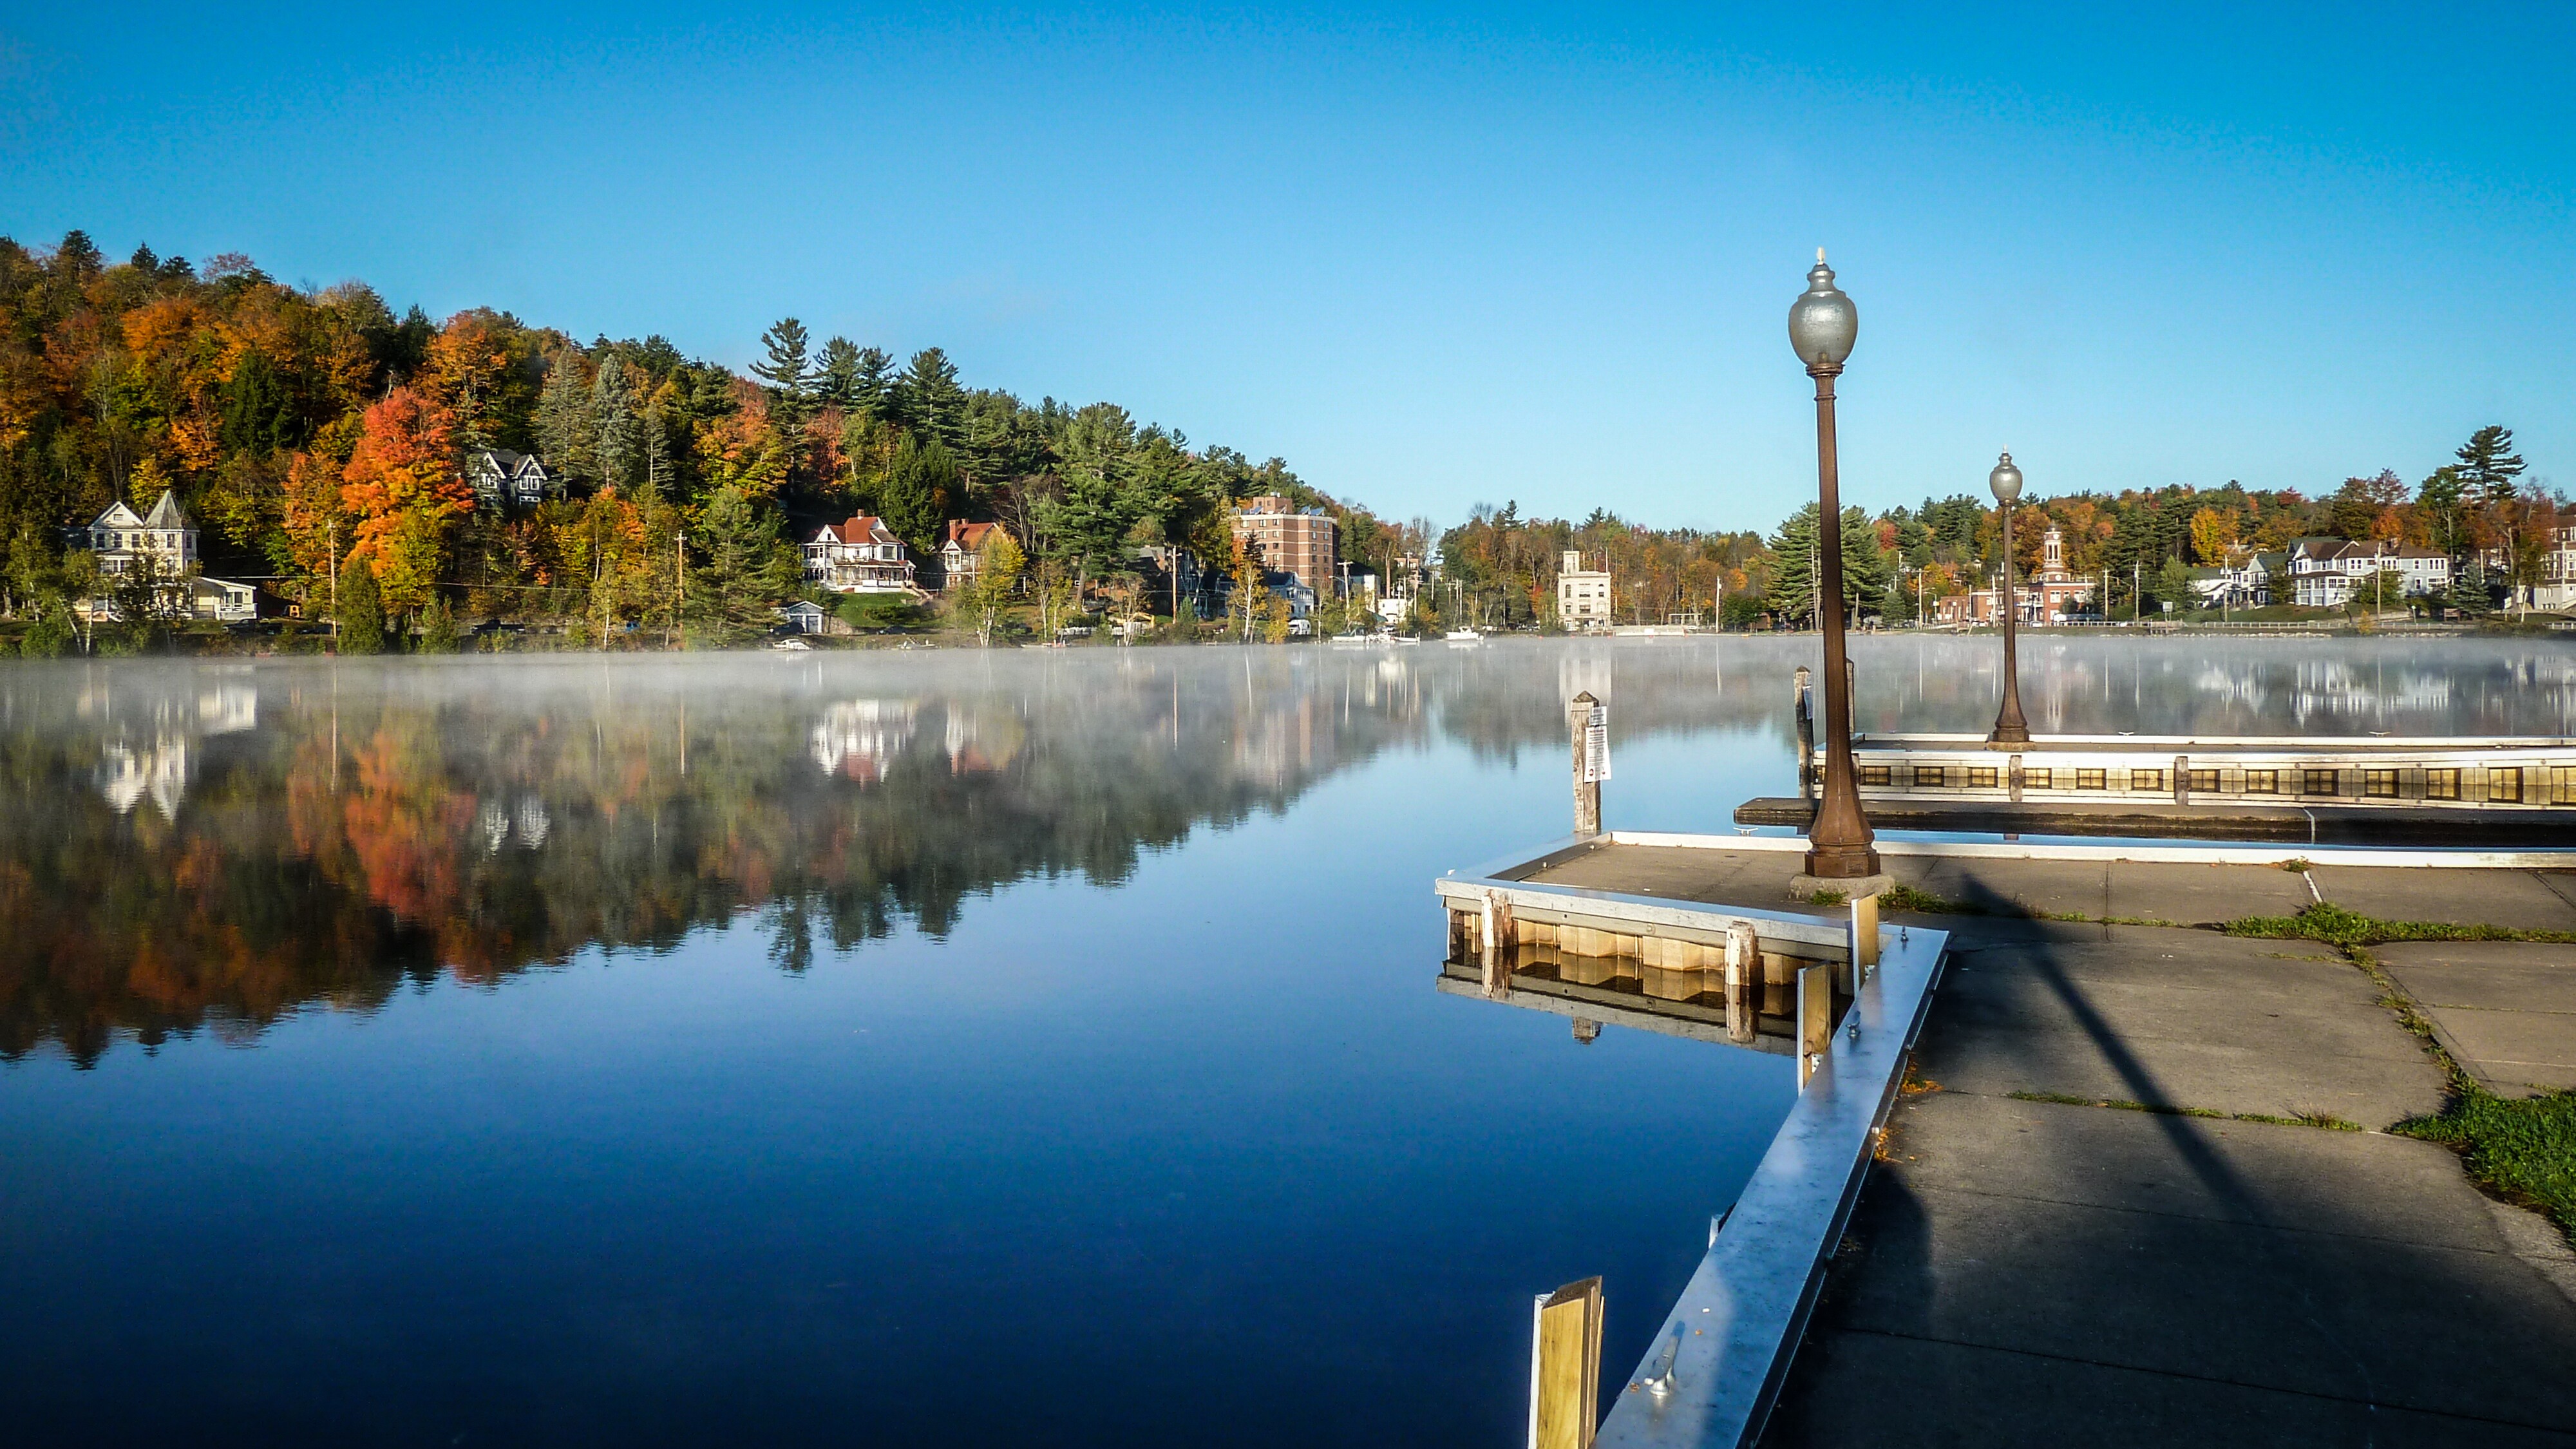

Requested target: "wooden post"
[
  {"left": 1796, "top": 961, "right": 1832, "bottom": 1089},
  {"left": 1723, "top": 920, "right": 1757, "bottom": 1045},
  {"left": 1569, "top": 691, "right": 1603, "bottom": 838},
  {"left": 1529, "top": 1276, "right": 1604, "bottom": 1449},
  {"left": 1481, "top": 890, "right": 1517, "bottom": 999},
  {"left": 1851, "top": 892, "right": 1880, "bottom": 972}
]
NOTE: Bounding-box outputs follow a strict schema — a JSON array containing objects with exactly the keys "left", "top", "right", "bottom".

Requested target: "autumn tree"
[{"left": 340, "top": 387, "right": 471, "bottom": 620}]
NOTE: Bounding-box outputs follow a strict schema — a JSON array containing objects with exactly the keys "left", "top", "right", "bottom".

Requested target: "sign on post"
[{"left": 1582, "top": 705, "right": 1610, "bottom": 784}]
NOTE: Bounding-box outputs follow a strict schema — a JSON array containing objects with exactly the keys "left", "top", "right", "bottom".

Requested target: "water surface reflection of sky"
[{"left": 1, "top": 637, "right": 2568, "bottom": 1445}]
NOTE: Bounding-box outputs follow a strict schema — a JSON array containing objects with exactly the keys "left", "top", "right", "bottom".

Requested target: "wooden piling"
[
  {"left": 1569, "top": 691, "right": 1603, "bottom": 838},
  {"left": 1530, "top": 1276, "right": 1604, "bottom": 1449},
  {"left": 1796, "top": 961, "right": 1832, "bottom": 1089},
  {"left": 1724, "top": 920, "right": 1757, "bottom": 1044}
]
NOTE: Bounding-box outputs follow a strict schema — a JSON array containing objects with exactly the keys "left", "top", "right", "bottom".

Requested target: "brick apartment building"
[{"left": 1229, "top": 495, "right": 1338, "bottom": 592}]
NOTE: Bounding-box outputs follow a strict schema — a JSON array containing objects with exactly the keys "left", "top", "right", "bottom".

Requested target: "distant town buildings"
[
  {"left": 2284, "top": 538, "right": 2448, "bottom": 607},
  {"left": 1557, "top": 551, "right": 1613, "bottom": 630},
  {"left": 804, "top": 515, "right": 922, "bottom": 595},
  {"left": 1933, "top": 526, "right": 2096, "bottom": 624},
  {"left": 1229, "top": 495, "right": 1336, "bottom": 596}
]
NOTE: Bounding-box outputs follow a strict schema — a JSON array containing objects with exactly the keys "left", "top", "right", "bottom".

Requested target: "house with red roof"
[{"left": 802, "top": 515, "right": 922, "bottom": 596}]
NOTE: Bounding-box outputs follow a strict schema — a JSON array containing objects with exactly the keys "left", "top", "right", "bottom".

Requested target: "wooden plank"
[{"left": 1531, "top": 1276, "right": 1604, "bottom": 1449}]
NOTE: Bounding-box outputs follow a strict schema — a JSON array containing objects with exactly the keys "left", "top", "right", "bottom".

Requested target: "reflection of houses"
[
  {"left": 477, "top": 795, "right": 552, "bottom": 852},
  {"left": 811, "top": 699, "right": 917, "bottom": 781},
  {"left": 1557, "top": 551, "right": 1613, "bottom": 630},
  {"left": 466, "top": 449, "right": 559, "bottom": 507},
  {"left": 97, "top": 736, "right": 189, "bottom": 819},
  {"left": 804, "top": 515, "right": 923, "bottom": 595},
  {"left": 942, "top": 705, "right": 1024, "bottom": 774},
  {"left": 935, "top": 521, "right": 1007, "bottom": 591},
  {"left": 1932, "top": 527, "right": 2096, "bottom": 623},
  {"left": 2287, "top": 538, "right": 2448, "bottom": 607}
]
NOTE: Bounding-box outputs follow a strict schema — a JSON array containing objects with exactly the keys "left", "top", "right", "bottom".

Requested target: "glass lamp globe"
[
  {"left": 1989, "top": 452, "right": 2024, "bottom": 504},
  {"left": 1786, "top": 249, "right": 1857, "bottom": 369}
]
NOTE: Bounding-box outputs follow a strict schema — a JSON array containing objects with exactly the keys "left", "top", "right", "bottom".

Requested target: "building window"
[
  {"left": 2188, "top": 769, "right": 2220, "bottom": 793},
  {"left": 2363, "top": 769, "right": 2398, "bottom": 799},
  {"left": 2130, "top": 768, "right": 2166, "bottom": 792},
  {"left": 2076, "top": 768, "right": 2106, "bottom": 790},
  {"left": 2302, "top": 768, "right": 2340, "bottom": 797},
  {"left": 2555, "top": 766, "right": 2576, "bottom": 806},
  {"left": 1859, "top": 765, "right": 1891, "bottom": 786},
  {"left": 1968, "top": 766, "right": 1998, "bottom": 789},
  {"left": 2245, "top": 769, "right": 2278, "bottom": 795},
  {"left": 2490, "top": 768, "right": 2524, "bottom": 804},
  {"left": 2423, "top": 768, "right": 2461, "bottom": 801},
  {"left": 1914, "top": 765, "right": 1947, "bottom": 788},
  {"left": 2022, "top": 767, "right": 2052, "bottom": 790}
]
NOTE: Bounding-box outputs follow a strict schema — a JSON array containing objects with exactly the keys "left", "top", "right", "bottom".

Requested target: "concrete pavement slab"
[
  {"left": 2312, "top": 866, "right": 2576, "bottom": 932},
  {"left": 1787, "top": 1094, "right": 2576, "bottom": 1435},
  {"left": 2108, "top": 860, "right": 2315, "bottom": 923},
  {"left": 1761, "top": 1327, "right": 2576, "bottom": 1448},
  {"left": 2376, "top": 940, "right": 2576, "bottom": 1097},
  {"left": 1918, "top": 929, "right": 2443, "bottom": 1124}
]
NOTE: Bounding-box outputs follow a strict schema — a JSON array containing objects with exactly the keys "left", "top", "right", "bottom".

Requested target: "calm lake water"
[{"left": 3, "top": 636, "right": 2571, "bottom": 1446}]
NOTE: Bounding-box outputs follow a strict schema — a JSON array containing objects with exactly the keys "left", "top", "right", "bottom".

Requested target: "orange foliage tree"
[{"left": 340, "top": 388, "right": 471, "bottom": 616}]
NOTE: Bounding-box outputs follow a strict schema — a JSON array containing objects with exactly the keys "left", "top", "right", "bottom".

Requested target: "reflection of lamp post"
[
  {"left": 1786, "top": 251, "right": 1879, "bottom": 882},
  {"left": 1989, "top": 452, "right": 2031, "bottom": 746}
]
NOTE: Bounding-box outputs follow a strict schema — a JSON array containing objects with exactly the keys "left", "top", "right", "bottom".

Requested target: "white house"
[
  {"left": 89, "top": 490, "right": 198, "bottom": 576},
  {"left": 1557, "top": 551, "right": 1612, "bottom": 629},
  {"left": 80, "top": 489, "right": 257, "bottom": 623},
  {"left": 466, "top": 449, "right": 558, "bottom": 507},
  {"left": 2286, "top": 538, "right": 2448, "bottom": 607},
  {"left": 935, "top": 520, "right": 1007, "bottom": 591},
  {"left": 804, "top": 515, "right": 922, "bottom": 595}
]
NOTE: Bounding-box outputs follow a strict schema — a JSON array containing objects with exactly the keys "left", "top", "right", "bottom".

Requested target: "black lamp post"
[
  {"left": 1787, "top": 251, "right": 1879, "bottom": 881},
  {"left": 1988, "top": 451, "right": 2031, "bottom": 746}
]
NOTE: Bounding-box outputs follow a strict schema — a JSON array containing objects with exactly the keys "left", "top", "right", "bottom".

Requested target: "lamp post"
[
  {"left": 1988, "top": 452, "right": 2031, "bottom": 746},
  {"left": 1786, "top": 251, "right": 1880, "bottom": 882}
]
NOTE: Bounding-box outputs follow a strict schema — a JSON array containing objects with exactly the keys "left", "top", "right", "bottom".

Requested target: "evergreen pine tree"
[
  {"left": 592, "top": 358, "right": 641, "bottom": 491},
  {"left": 893, "top": 347, "right": 965, "bottom": 450},
  {"left": 536, "top": 356, "right": 598, "bottom": 486},
  {"left": 2456, "top": 425, "right": 2526, "bottom": 506},
  {"left": 337, "top": 560, "right": 384, "bottom": 654},
  {"left": 688, "top": 484, "right": 799, "bottom": 636},
  {"left": 814, "top": 337, "right": 862, "bottom": 409},
  {"left": 753, "top": 318, "right": 815, "bottom": 433},
  {"left": 878, "top": 434, "right": 958, "bottom": 556}
]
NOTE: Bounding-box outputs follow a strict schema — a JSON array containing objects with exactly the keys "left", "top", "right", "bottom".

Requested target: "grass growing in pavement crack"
[
  {"left": 2396, "top": 1091, "right": 2576, "bottom": 1238},
  {"left": 2220, "top": 901, "right": 2576, "bottom": 947},
  {"left": 2006, "top": 1090, "right": 2362, "bottom": 1131},
  {"left": 1880, "top": 882, "right": 1977, "bottom": 914}
]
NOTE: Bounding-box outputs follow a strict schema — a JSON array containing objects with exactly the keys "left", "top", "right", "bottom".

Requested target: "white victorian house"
[
  {"left": 82, "top": 489, "right": 257, "bottom": 622},
  {"left": 803, "top": 515, "right": 922, "bottom": 595}
]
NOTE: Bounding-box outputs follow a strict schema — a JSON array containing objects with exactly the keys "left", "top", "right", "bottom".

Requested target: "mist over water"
[{"left": 1, "top": 636, "right": 2569, "bottom": 1445}]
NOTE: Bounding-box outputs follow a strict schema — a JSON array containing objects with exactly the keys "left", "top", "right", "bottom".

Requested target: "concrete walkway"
[
  {"left": 1749, "top": 866, "right": 2576, "bottom": 1447},
  {"left": 1511, "top": 842, "right": 2576, "bottom": 1439}
]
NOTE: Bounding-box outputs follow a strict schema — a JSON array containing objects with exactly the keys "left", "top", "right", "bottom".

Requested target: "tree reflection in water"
[{"left": 6, "top": 636, "right": 2569, "bottom": 1065}]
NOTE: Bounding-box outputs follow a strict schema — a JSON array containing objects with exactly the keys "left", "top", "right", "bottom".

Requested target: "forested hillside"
[
  {"left": 1, "top": 229, "right": 2558, "bottom": 650},
  {"left": 0, "top": 230, "right": 1405, "bottom": 646}
]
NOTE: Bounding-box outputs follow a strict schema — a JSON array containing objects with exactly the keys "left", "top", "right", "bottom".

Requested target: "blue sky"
[{"left": 4, "top": 3, "right": 2570, "bottom": 532}]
